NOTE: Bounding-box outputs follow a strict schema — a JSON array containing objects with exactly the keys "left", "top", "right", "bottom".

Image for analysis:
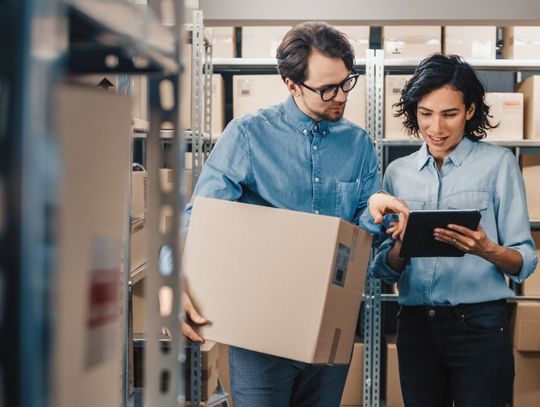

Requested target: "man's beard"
[{"left": 317, "top": 103, "right": 345, "bottom": 122}]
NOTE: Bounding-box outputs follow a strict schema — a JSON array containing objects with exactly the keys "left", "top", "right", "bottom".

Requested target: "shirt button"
[
  {"left": 303, "top": 129, "right": 308, "bottom": 135},
  {"left": 428, "top": 309, "right": 436, "bottom": 317},
  {"left": 313, "top": 145, "right": 318, "bottom": 151},
  {"left": 314, "top": 177, "right": 320, "bottom": 183},
  {"left": 323, "top": 131, "right": 327, "bottom": 135},
  {"left": 314, "top": 210, "right": 320, "bottom": 215}
]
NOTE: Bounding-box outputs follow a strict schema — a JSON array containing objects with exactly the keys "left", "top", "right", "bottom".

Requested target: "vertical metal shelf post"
[
  {"left": 144, "top": 0, "right": 184, "bottom": 406},
  {"left": 191, "top": 10, "right": 206, "bottom": 186},
  {"left": 0, "top": 0, "right": 66, "bottom": 406}
]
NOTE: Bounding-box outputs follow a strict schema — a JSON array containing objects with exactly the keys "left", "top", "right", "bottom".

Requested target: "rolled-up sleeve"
[{"left": 495, "top": 150, "right": 538, "bottom": 283}]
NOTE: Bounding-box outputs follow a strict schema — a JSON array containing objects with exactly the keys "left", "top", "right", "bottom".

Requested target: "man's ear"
[{"left": 285, "top": 78, "right": 300, "bottom": 96}]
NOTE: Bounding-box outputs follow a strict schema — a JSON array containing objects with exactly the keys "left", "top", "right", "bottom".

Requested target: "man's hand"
[
  {"left": 368, "top": 193, "right": 409, "bottom": 239},
  {"left": 182, "top": 292, "right": 208, "bottom": 344}
]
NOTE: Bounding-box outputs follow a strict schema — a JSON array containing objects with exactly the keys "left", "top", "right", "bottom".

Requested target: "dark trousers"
[
  {"left": 229, "top": 346, "right": 349, "bottom": 407},
  {"left": 396, "top": 300, "right": 514, "bottom": 407}
]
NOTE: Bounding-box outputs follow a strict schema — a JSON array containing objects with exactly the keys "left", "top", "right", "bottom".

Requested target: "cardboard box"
[
  {"left": 383, "top": 26, "right": 441, "bottom": 60},
  {"left": 241, "top": 26, "right": 291, "bottom": 58},
  {"left": 516, "top": 75, "right": 540, "bottom": 139},
  {"left": 130, "top": 219, "right": 146, "bottom": 272},
  {"left": 53, "top": 84, "right": 131, "bottom": 407},
  {"left": 206, "top": 27, "right": 235, "bottom": 58},
  {"left": 444, "top": 26, "right": 497, "bottom": 60},
  {"left": 522, "top": 154, "right": 540, "bottom": 221},
  {"left": 131, "top": 75, "right": 147, "bottom": 121},
  {"left": 485, "top": 92, "right": 524, "bottom": 140},
  {"left": 385, "top": 75, "right": 413, "bottom": 139},
  {"left": 503, "top": 27, "right": 540, "bottom": 60},
  {"left": 132, "top": 279, "right": 146, "bottom": 335},
  {"left": 386, "top": 337, "right": 404, "bottom": 407},
  {"left": 514, "top": 349, "right": 540, "bottom": 407},
  {"left": 217, "top": 343, "right": 232, "bottom": 405},
  {"left": 336, "top": 26, "right": 370, "bottom": 60},
  {"left": 233, "top": 74, "right": 289, "bottom": 117},
  {"left": 185, "top": 341, "right": 220, "bottom": 401},
  {"left": 512, "top": 302, "right": 540, "bottom": 352},
  {"left": 522, "top": 231, "right": 540, "bottom": 296},
  {"left": 131, "top": 170, "right": 146, "bottom": 221},
  {"left": 233, "top": 74, "right": 366, "bottom": 127},
  {"left": 184, "top": 197, "right": 372, "bottom": 364},
  {"left": 340, "top": 339, "right": 363, "bottom": 406}
]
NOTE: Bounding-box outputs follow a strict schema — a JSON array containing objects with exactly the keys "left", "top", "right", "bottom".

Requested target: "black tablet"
[{"left": 398, "top": 209, "right": 482, "bottom": 258}]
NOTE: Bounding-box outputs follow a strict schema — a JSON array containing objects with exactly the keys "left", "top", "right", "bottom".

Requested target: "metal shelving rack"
[{"left": 1, "top": 0, "right": 186, "bottom": 406}]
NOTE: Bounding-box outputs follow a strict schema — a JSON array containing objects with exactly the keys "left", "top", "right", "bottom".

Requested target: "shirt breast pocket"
[
  {"left": 335, "top": 180, "right": 361, "bottom": 221},
  {"left": 444, "top": 190, "right": 491, "bottom": 226}
]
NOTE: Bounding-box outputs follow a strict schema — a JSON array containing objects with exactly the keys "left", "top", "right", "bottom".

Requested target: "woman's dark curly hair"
[{"left": 394, "top": 54, "right": 497, "bottom": 140}]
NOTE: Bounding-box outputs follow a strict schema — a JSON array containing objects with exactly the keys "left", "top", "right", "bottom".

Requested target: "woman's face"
[{"left": 416, "top": 85, "right": 476, "bottom": 163}]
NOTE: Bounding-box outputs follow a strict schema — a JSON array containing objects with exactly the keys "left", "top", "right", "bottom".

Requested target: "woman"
[{"left": 370, "top": 54, "right": 538, "bottom": 407}]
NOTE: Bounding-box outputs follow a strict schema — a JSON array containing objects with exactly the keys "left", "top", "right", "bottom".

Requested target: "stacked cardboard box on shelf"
[
  {"left": 512, "top": 302, "right": 540, "bottom": 406},
  {"left": 206, "top": 27, "right": 235, "bottom": 58},
  {"left": 386, "top": 337, "right": 404, "bottom": 407},
  {"left": 53, "top": 84, "right": 132, "bottom": 407},
  {"left": 336, "top": 26, "right": 370, "bottom": 60},
  {"left": 241, "top": 26, "right": 291, "bottom": 58},
  {"left": 184, "top": 197, "right": 372, "bottom": 364},
  {"left": 383, "top": 26, "right": 441, "bottom": 60},
  {"left": 503, "top": 27, "right": 540, "bottom": 60},
  {"left": 522, "top": 231, "right": 540, "bottom": 296},
  {"left": 516, "top": 75, "right": 540, "bottom": 140},
  {"left": 384, "top": 75, "right": 413, "bottom": 139},
  {"left": 522, "top": 154, "right": 540, "bottom": 221},
  {"left": 485, "top": 92, "right": 524, "bottom": 141},
  {"left": 444, "top": 26, "right": 497, "bottom": 60},
  {"left": 340, "top": 339, "right": 364, "bottom": 407}
]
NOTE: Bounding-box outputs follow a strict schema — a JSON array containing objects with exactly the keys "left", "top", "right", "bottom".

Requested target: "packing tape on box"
[{"left": 329, "top": 328, "right": 342, "bottom": 365}]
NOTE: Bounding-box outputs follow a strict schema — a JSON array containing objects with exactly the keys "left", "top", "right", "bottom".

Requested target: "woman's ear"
[{"left": 466, "top": 103, "right": 476, "bottom": 120}]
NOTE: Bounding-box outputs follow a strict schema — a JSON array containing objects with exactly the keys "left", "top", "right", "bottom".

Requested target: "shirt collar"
[
  {"left": 282, "top": 95, "right": 330, "bottom": 136},
  {"left": 416, "top": 136, "right": 476, "bottom": 171}
]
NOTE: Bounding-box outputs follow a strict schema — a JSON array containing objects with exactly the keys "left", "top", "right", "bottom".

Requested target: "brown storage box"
[
  {"left": 232, "top": 75, "right": 289, "bottom": 118},
  {"left": 53, "top": 84, "right": 131, "bottom": 407},
  {"left": 340, "top": 339, "right": 363, "bottom": 406},
  {"left": 522, "top": 154, "right": 540, "bottom": 221},
  {"left": 336, "top": 26, "right": 370, "bottom": 60},
  {"left": 241, "top": 26, "right": 291, "bottom": 58},
  {"left": 503, "top": 27, "right": 540, "bottom": 60},
  {"left": 386, "top": 337, "right": 404, "bottom": 407},
  {"left": 485, "top": 92, "right": 524, "bottom": 141},
  {"left": 207, "top": 27, "right": 235, "bottom": 58},
  {"left": 184, "top": 197, "right": 372, "bottom": 364},
  {"left": 514, "top": 349, "right": 540, "bottom": 407},
  {"left": 444, "top": 26, "right": 497, "bottom": 60},
  {"left": 512, "top": 302, "right": 540, "bottom": 352},
  {"left": 211, "top": 74, "right": 225, "bottom": 138},
  {"left": 385, "top": 75, "right": 413, "bottom": 139},
  {"left": 516, "top": 75, "right": 540, "bottom": 139},
  {"left": 131, "top": 170, "right": 146, "bottom": 221},
  {"left": 383, "top": 26, "right": 441, "bottom": 60},
  {"left": 217, "top": 343, "right": 232, "bottom": 405},
  {"left": 131, "top": 75, "right": 147, "bottom": 121},
  {"left": 522, "top": 231, "right": 540, "bottom": 296},
  {"left": 185, "top": 341, "right": 220, "bottom": 401},
  {"left": 130, "top": 219, "right": 146, "bottom": 272}
]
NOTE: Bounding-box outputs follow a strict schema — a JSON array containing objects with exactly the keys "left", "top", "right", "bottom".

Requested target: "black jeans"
[{"left": 396, "top": 300, "right": 514, "bottom": 407}]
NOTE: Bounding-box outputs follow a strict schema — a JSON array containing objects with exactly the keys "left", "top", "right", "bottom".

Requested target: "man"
[{"left": 183, "top": 22, "right": 408, "bottom": 407}]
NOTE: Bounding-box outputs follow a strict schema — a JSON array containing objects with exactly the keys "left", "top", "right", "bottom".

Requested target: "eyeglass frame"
[{"left": 299, "top": 71, "right": 360, "bottom": 102}]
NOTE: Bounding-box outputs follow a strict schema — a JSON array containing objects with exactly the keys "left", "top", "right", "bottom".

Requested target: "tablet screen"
[{"left": 398, "top": 209, "right": 481, "bottom": 258}]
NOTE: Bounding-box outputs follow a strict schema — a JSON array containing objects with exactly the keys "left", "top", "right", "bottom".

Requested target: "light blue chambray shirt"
[
  {"left": 184, "top": 95, "right": 381, "bottom": 229},
  {"left": 369, "top": 136, "right": 538, "bottom": 306}
]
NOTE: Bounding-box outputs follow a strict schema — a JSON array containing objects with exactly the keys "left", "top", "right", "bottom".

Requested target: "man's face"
[{"left": 288, "top": 50, "right": 351, "bottom": 122}]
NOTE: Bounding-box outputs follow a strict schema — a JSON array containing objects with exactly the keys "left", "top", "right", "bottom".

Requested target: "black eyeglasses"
[{"left": 299, "top": 72, "right": 360, "bottom": 102}]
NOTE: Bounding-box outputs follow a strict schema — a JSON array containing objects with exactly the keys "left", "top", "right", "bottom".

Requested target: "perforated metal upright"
[
  {"left": 144, "top": 0, "right": 185, "bottom": 406},
  {"left": 362, "top": 49, "right": 385, "bottom": 407}
]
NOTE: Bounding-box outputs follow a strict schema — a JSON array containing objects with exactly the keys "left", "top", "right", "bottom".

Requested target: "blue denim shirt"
[
  {"left": 184, "top": 95, "right": 381, "bottom": 228},
  {"left": 369, "top": 136, "right": 538, "bottom": 306}
]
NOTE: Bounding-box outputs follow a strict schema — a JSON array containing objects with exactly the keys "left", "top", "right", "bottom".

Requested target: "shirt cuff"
[
  {"left": 505, "top": 245, "right": 538, "bottom": 284},
  {"left": 369, "top": 243, "right": 403, "bottom": 285}
]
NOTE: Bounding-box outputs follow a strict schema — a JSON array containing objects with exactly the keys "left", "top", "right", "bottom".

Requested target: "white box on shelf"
[
  {"left": 503, "top": 27, "right": 540, "bottom": 60},
  {"left": 383, "top": 26, "right": 441, "bottom": 60},
  {"left": 241, "top": 26, "right": 291, "bottom": 58},
  {"left": 384, "top": 75, "right": 413, "bottom": 139},
  {"left": 485, "top": 92, "right": 523, "bottom": 141},
  {"left": 444, "top": 26, "right": 497, "bottom": 60}
]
